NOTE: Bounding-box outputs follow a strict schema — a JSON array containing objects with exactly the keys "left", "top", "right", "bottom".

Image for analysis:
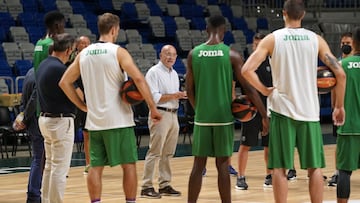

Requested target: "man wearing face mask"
[
  {"left": 340, "top": 32, "right": 353, "bottom": 60},
  {"left": 328, "top": 32, "right": 353, "bottom": 187}
]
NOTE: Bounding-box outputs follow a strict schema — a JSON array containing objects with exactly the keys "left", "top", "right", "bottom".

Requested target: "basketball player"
[
  {"left": 59, "top": 13, "right": 161, "bottom": 203},
  {"left": 328, "top": 31, "right": 353, "bottom": 187},
  {"left": 33, "top": 11, "right": 65, "bottom": 72},
  {"left": 241, "top": 1, "right": 346, "bottom": 202},
  {"left": 186, "top": 15, "right": 269, "bottom": 203},
  {"left": 236, "top": 33, "right": 273, "bottom": 190},
  {"left": 335, "top": 27, "right": 360, "bottom": 203}
]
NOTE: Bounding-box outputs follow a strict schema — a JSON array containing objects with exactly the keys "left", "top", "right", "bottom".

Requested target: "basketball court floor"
[{"left": 0, "top": 123, "right": 359, "bottom": 203}]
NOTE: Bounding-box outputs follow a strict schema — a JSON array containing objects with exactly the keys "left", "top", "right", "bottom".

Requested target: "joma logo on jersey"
[
  {"left": 283, "top": 34, "right": 310, "bottom": 41},
  {"left": 347, "top": 62, "right": 360, "bottom": 69},
  {"left": 198, "top": 50, "right": 224, "bottom": 57},
  {"left": 86, "top": 49, "right": 107, "bottom": 56}
]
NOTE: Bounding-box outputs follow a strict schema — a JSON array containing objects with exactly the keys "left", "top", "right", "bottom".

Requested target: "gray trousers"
[{"left": 142, "top": 111, "right": 179, "bottom": 189}]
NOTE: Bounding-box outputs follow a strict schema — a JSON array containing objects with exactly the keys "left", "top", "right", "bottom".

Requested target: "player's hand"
[
  {"left": 150, "top": 108, "right": 162, "bottom": 124},
  {"left": 332, "top": 107, "right": 345, "bottom": 126},
  {"left": 262, "top": 87, "right": 275, "bottom": 97},
  {"left": 261, "top": 117, "right": 269, "bottom": 136}
]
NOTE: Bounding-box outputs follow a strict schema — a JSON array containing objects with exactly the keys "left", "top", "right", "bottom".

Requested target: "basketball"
[
  {"left": 317, "top": 66, "right": 336, "bottom": 94},
  {"left": 120, "top": 79, "right": 144, "bottom": 105},
  {"left": 231, "top": 95, "right": 257, "bottom": 122}
]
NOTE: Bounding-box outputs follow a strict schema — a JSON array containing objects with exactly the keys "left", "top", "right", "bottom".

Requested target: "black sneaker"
[
  {"left": 235, "top": 176, "right": 248, "bottom": 190},
  {"left": 263, "top": 174, "right": 272, "bottom": 188},
  {"left": 141, "top": 187, "right": 161, "bottom": 199},
  {"left": 328, "top": 174, "right": 338, "bottom": 187},
  {"left": 287, "top": 169, "right": 297, "bottom": 181},
  {"left": 159, "top": 185, "right": 181, "bottom": 196}
]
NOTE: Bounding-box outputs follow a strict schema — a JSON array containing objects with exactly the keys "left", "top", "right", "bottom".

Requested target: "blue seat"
[
  {"left": 162, "top": 16, "right": 177, "bottom": 38},
  {"left": 146, "top": 1, "right": 163, "bottom": 16},
  {"left": 220, "top": 4, "right": 233, "bottom": 22},
  {"left": 223, "top": 31, "right": 235, "bottom": 45},
  {"left": 173, "top": 58, "right": 186, "bottom": 74},
  {"left": 21, "top": 0, "right": 38, "bottom": 12},
  {"left": 0, "top": 27, "right": 7, "bottom": 43},
  {"left": 70, "top": 1, "right": 87, "bottom": 14},
  {"left": 25, "top": 26, "right": 45, "bottom": 44},
  {"left": 0, "top": 12, "right": 16, "bottom": 31},
  {"left": 191, "top": 17, "right": 206, "bottom": 30},
  {"left": 232, "top": 17, "right": 248, "bottom": 31},
  {"left": 183, "top": 0, "right": 196, "bottom": 4},
  {"left": 15, "top": 60, "right": 32, "bottom": 76},
  {"left": 0, "top": 59, "right": 13, "bottom": 77},
  {"left": 180, "top": 5, "right": 204, "bottom": 19},
  {"left": 121, "top": 3, "right": 138, "bottom": 21},
  {"left": 18, "top": 12, "right": 37, "bottom": 27},
  {"left": 207, "top": 0, "right": 218, "bottom": 5},
  {"left": 257, "top": 17, "right": 269, "bottom": 30},
  {"left": 40, "top": 0, "right": 57, "bottom": 12},
  {"left": 99, "top": 0, "right": 114, "bottom": 11}
]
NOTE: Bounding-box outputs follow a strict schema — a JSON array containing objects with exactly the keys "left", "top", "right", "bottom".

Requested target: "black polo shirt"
[{"left": 36, "top": 56, "right": 76, "bottom": 114}]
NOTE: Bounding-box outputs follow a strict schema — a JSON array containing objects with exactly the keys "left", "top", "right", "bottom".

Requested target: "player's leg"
[
  {"left": 213, "top": 124, "right": 234, "bottom": 203},
  {"left": 188, "top": 156, "right": 207, "bottom": 203},
  {"left": 188, "top": 125, "right": 211, "bottom": 203},
  {"left": 105, "top": 127, "right": 138, "bottom": 201},
  {"left": 296, "top": 120, "right": 325, "bottom": 203},
  {"left": 236, "top": 114, "right": 261, "bottom": 189},
  {"left": 216, "top": 156, "right": 231, "bottom": 203},
  {"left": 268, "top": 111, "right": 296, "bottom": 203},
  {"left": 87, "top": 130, "right": 106, "bottom": 201},
  {"left": 336, "top": 135, "right": 360, "bottom": 203}
]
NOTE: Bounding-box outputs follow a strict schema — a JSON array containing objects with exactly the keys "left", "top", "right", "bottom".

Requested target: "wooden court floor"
[{"left": 0, "top": 144, "right": 359, "bottom": 203}]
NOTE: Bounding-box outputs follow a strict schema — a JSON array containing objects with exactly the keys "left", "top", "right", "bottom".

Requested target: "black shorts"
[{"left": 240, "top": 113, "right": 269, "bottom": 147}]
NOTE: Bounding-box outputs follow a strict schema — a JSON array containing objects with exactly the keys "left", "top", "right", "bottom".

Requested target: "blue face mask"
[{"left": 341, "top": 44, "right": 352, "bottom": 55}]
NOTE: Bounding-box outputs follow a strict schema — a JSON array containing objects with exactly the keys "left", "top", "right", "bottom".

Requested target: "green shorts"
[
  {"left": 89, "top": 127, "right": 138, "bottom": 167},
  {"left": 192, "top": 124, "right": 234, "bottom": 157},
  {"left": 268, "top": 111, "right": 325, "bottom": 169},
  {"left": 336, "top": 135, "right": 360, "bottom": 171}
]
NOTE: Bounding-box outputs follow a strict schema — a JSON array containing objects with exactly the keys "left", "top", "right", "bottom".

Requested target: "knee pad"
[{"left": 337, "top": 170, "right": 352, "bottom": 199}]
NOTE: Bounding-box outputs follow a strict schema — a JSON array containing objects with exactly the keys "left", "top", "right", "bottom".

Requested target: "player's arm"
[
  {"left": 117, "top": 47, "right": 161, "bottom": 123},
  {"left": 241, "top": 34, "right": 274, "bottom": 96},
  {"left": 231, "top": 49, "right": 268, "bottom": 135},
  {"left": 185, "top": 50, "right": 195, "bottom": 108},
  {"left": 59, "top": 55, "right": 87, "bottom": 112},
  {"left": 318, "top": 35, "right": 346, "bottom": 125}
]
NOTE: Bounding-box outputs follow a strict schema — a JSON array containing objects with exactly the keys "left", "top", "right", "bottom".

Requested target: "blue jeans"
[{"left": 27, "top": 119, "right": 44, "bottom": 203}]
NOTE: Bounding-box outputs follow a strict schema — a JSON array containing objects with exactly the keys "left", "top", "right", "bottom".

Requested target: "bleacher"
[{"left": 0, "top": 0, "right": 358, "bottom": 114}]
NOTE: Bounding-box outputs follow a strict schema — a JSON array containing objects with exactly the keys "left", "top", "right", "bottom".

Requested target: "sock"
[
  {"left": 91, "top": 199, "right": 101, "bottom": 203},
  {"left": 126, "top": 198, "right": 136, "bottom": 203},
  {"left": 335, "top": 170, "right": 339, "bottom": 175}
]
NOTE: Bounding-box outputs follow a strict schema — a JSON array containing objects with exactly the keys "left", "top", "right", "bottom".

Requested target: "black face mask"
[{"left": 341, "top": 44, "right": 352, "bottom": 55}]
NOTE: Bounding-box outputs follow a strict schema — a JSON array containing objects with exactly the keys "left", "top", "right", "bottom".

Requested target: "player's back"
[
  {"left": 79, "top": 42, "right": 134, "bottom": 130},
  {"left": 270, "top": 28, "right": 319, "bottom": 121},
  {"left": 191, "top": 43, "right": 233, "bottom": 124},
  {"left": 338, "top": 55, "right": 360, "bottom": 135}
]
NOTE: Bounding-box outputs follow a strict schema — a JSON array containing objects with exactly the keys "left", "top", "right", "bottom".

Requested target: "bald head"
[
  {"left": 77, "top": 36, "right": 91, "bottom": 52},
  {"left": 160, "top": 45, "right": 177, "bottom": 69}
]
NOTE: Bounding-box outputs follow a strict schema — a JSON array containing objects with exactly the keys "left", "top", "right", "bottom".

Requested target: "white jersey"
[
  {"left": 269, "top": 28, "right": 319, "bottom": 121},
  {"left": 79, "top": 42, "right": 135, "bottom": 130}
]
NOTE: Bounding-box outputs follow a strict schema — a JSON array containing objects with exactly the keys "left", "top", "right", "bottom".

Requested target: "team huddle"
[{"left": 12, "top": 0, "right": 360, "bottom": 203}]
